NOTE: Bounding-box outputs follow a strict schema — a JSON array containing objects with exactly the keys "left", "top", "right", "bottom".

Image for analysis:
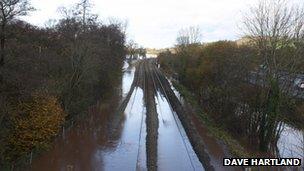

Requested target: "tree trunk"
[{"left": 0, "top": 23, "right": 5, "bottom": 66}]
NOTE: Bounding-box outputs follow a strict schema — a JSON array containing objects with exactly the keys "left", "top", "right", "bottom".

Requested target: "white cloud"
[{"left": 23, "top": 0, "right": 303, "bottom": 48}]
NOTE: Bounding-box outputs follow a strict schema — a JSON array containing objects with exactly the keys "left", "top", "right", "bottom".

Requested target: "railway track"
[
  {"left": 29, "top": 59, "right": 210, "bottom": 171},
  {"left": 138, "top": 59, "right": 205, "bottom": 170},
  {"left": 145, "top": 60, "right": 195, "bottom": 169}
]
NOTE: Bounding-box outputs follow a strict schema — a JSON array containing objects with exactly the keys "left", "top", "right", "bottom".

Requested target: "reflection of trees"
[
  {"left": 276, "top": 124, "right": 304, "bottom": 158},
  {"left": 29, "top": 74, "right": 124, "bottom": 170}
]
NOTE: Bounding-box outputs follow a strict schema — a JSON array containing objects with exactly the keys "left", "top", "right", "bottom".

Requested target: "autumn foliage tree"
[{"left": 6, "top": 94, "right": 65, "bottom": 162}]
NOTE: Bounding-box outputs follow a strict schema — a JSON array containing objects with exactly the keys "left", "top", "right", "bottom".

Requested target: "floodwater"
[
  {"left": 155, "top": 92, "right": 204, "bottom": 171},
  {"left": 29, "top": 61, "right": 144, "bottom": 171},
  {"left": 28, "top": 60, "right": 204, "bottom": 171},
  {"left": 168, "top": 79, "right": 234, "bottom": 171},
  {"left": 122, "top": 61, "right": 135, "bottom": 96},
  {"left": 278, "top": 124, "right": 304, "bottom": 158},
  {"left": 99, "top": 88, "right": 147, "bottom": 171}
]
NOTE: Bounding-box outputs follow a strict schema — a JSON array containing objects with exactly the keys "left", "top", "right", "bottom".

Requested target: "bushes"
[
  {"left": 158, "top": 40, "right": 304, "bottom": 154},
  {"left": 6, "top": 94, "right": 65, "bottom": 162},
  {"left": 159, "top": 41, "right": 253, "bottom": 128}
]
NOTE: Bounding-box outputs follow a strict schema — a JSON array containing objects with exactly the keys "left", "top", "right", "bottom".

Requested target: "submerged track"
[{"left": 29, "top": 59, "right": 211, "bottom": 171}]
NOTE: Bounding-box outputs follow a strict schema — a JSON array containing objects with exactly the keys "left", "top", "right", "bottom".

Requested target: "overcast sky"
[{"left": 23, "top": 0, "right": 302, "bottom": 48}]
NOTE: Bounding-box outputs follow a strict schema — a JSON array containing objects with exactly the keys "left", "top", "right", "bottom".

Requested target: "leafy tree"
[{"left": 6, "top": 94, "right": 65, "bottom": 162}]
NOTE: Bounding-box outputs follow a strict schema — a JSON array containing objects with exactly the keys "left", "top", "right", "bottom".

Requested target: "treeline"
[
  {"left": 158, "top": 0, "right": 304, "bottom": 155},
  {"left": 0, "top": 0, "right": 126, "bottom": 167},
  {"left": 126, "top": 40, "right": 147, "bottom": 59}
]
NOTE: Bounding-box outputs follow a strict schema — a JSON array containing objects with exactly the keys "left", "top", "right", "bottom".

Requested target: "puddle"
[{"left": 155, "top": 92, "right": 204, "bottom": 171}]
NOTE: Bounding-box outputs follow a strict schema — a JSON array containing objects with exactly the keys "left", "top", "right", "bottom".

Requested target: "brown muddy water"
[
  {"left": 25, "top": 60, "right": 303, "bottom": 171},
  {"left": 27, "top": 61, "right": 204, "bottom": 171}
]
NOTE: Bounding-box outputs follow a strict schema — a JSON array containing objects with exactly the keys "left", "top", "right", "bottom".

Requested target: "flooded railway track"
[
  {"left": 28, "top": 59, "right": 210, "bottom": 171},
  {"left": 147, "top": 60, "right": 205, "bottom": 171}
]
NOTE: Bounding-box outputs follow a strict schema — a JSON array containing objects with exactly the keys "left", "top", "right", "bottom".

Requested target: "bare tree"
[
  {"left": 126, "top": 40, "right": 138, "bottom": 60},
  {"left": 0, "top": 0, "right": 33, "bottom": 66},
  {"left": 243, "top": 0, "right": 304, "bottom": 77},
  {"left": 242, "top": 0, "right": 304, "bottom": 151},
  {"left": 108, "top": 17, "right": 128, "bottom": 34},
  {"left": 77, "top": 0, "right": 92, "bottom": 30},
  {"left": 176, "top": 26, "right": 202, "bottom": 46}
]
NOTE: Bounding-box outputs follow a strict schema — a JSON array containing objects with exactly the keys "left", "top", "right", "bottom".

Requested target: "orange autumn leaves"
[{"left": 7, "top": 94, "right": 66, "bottom": 161}]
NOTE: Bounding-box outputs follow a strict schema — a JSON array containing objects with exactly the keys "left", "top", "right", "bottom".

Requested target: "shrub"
[{"left": 6, "top": 93, "right": 66, "bottom": 162}]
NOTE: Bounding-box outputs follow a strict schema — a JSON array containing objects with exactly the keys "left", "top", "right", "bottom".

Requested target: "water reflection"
[
  {"left": 122, "top": 61, "right": 135, "bottom": 96},
  {"left": 96, "top": 88, "right": 146, "bottom": 171},
  {"left": 278, "top": 124, "right": 304, "bottom": 158},
  {"left": 29, "top": 95, "right": 122, "bottom": 171},
  {"left": 155, "top": 92, "right": 204, "bottom": 171},
  {"left": 29, "top": 60, "right": 142, "bottom": 171}
]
